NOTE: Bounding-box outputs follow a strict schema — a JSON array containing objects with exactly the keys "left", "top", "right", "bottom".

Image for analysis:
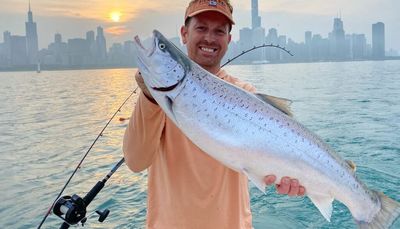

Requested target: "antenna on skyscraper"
[{"left": 29, "top": 0, "right": 31, "bottom": 12}]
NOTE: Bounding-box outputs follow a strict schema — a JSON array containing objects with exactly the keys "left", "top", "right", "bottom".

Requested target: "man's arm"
[{"left": 123, "top": 71, "right": 165, "bottom": 172}]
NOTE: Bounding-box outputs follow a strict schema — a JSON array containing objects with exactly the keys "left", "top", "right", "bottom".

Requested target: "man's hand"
[
  {"left": 264, "top": 175, "right": 306, "bottom": 196},
  {"left": 135, "top": 71, "right": 157, "bottom": 104}
]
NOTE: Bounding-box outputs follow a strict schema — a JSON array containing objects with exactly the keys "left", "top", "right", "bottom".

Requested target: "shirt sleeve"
[
  {"left": 221, "top": 72, "right": 257, "bottom": 93},
  {"left": 123, "top": 91, "right": 166, "bottom": 172}
]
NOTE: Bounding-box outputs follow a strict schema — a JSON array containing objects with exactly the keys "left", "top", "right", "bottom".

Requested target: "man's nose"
[{"left": 204, "top": 31, "right": 217, "bottom": 43}]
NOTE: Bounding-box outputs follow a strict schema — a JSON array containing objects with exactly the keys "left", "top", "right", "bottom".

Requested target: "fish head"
[{"left": 134, "top": 30, "right": 191, "bottom": 100}]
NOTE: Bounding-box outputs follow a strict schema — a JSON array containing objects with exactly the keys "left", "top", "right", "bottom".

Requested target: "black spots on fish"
[
  {"left": 269, "top": 117, "right": 274, "bottom": 121},
  {"left": 214, "top": 107, "right": 218, "bottom": 111},
  {"left": 259, "top": 117, "right": 264, "bottom": 121},
  {"left": 202, "top": 99, "right": 207, "bottom": 104},
  {"left": 244, "top": 113, "right": 248, "bottom": 118},
  {"left": 192, "top": 94, "right": 197, "bottom": 98},
  {"left": 183, "top": 92, "right": 188, "bottom": 96},
  {"left": 192, "top": 87, "right": 197, "bottom": 92}
]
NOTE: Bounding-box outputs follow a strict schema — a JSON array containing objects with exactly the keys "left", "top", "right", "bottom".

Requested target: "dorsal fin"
[
  {"left": 346, "top": 160, "right": 357, "bottom": 172},
  {"left": 255, "top": 93, "right": 293, "bottom": 117}
]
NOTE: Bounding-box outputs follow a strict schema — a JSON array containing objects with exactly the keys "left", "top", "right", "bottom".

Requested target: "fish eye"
[{"left": 158, "top": 43, "right": 166, "bottom": 50}]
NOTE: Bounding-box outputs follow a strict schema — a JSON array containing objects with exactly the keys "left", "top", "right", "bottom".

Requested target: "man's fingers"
[
  {"left": 287, "top": 179, "right": 299, "bottom": 196},
  {"left": 298, "top": 186, "right": 306, "bottom": 196},
  {"left": 264, "top": 175, "right": 276, "bottom": 185},
  {"left": 276, "top": 177, "right": 290, "bottom": 194}
]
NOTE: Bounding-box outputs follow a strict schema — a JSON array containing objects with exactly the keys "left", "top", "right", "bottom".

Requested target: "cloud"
[{"left": 105, "top": 26, "right": 130, "bottom": 36}]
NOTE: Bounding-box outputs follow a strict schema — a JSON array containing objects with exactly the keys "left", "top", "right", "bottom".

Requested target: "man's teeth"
[{"left": 201, "top": 47, "right": 216, "bottom": 53}]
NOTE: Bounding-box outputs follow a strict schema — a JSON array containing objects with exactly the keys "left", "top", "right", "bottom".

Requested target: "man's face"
[{"left": 181, "top": 12, "right": 232, "bottom": 72}]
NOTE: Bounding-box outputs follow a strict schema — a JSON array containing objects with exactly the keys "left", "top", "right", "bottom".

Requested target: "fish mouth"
[
  {"left": 134, "top": 35, "right": 156, "bottom": 57},
  {"left": 152, "top": 82, "right": 180, "bottom": 92}
]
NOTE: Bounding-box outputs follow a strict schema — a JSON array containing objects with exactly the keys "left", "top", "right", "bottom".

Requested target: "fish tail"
[{"left": 357, "top": 191, "right": 400, "bottom": 229}]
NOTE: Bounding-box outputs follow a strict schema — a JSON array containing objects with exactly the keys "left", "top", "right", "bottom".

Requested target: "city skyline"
[{"left": 0, "top": 0, "right": 399, "bottom": 52}]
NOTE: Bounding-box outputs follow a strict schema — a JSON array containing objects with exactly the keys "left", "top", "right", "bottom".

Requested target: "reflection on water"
[{"left": 0, "top": 61, "right": 399, "bottom": 228}]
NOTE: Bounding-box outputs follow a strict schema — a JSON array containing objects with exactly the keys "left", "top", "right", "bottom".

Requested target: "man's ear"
[
  {"left": 228, "top": 33, "right": 232, "bottom": 44},
  {"left": 181, "top": 25, "right": 188, "bottom": 44}
]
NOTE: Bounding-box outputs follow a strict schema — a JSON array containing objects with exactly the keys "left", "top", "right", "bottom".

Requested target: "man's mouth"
[{"left": 200, "top": 46, "right": 218, "bottom": 53}]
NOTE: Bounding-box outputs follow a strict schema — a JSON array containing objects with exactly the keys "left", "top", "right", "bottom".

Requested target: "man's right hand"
[{"left": 135, "top": 71, "right": 157, "bottom": 104}]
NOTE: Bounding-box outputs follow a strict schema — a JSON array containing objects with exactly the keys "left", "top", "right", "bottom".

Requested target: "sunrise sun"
[{"left": 110, "top": 11, "right": 121, "bottom": 22}]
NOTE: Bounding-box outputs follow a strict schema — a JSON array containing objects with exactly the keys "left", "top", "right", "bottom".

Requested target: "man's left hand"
[{"left": 264, "top": 175, "right": 306, "bottom": 196}]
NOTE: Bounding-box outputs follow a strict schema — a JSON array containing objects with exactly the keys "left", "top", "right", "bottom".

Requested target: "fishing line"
[{"left": 38, "top": 44, "right": 293, "bottom": 228}]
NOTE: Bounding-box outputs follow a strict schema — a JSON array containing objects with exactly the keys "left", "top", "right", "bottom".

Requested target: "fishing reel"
[{"left": 53, "top": 194, "right": 110, "bottom": 227}]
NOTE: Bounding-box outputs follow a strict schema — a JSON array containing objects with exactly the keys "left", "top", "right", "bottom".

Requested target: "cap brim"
[{"left": 187, "top": 9, "right": 235, "bottom": 25}]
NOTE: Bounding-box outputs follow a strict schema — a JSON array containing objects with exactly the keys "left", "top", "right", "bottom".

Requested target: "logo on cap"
[{"left": 209, "top": 0, "right": 217, "bottom": 6}]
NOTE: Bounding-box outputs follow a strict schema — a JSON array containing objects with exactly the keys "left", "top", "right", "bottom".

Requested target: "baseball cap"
[{"left": 184, "top": 0, "right": 235, "bottom": 25}]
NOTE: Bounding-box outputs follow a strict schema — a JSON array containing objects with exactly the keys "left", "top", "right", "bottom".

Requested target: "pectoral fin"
[
  {"left": 255, "top": 93, "right": 293, "bottom": 117},
  {"left": 307, "top": 193, "right": 334, "bottom": 222},
  {"left": 346, "top": 160, "right": 357, "bottom": 172},
  {"left": 242, "top": 168, "right": 266, "bottom": 194}
]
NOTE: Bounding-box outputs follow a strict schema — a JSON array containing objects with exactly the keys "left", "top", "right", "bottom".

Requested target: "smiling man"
[{"left": 123, "top": 0, "right": 304, "bottom": 228}]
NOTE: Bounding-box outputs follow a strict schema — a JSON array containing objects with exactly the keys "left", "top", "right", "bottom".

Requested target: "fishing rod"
[
  {"left": 37, "top": 89, "right": 137, "bottom": 229},
  {"left": 37, "top": 43, "right": 293, "bottom": 228},
  {"left": 222, "top": 43, "right": 293, "bottom": 67}
]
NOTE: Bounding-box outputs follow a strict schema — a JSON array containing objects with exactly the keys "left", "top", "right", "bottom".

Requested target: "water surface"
[{"left": 0, "top": 61, "right": 399, "bottom": 228}]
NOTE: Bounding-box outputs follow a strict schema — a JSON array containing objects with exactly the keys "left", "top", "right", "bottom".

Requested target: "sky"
[{"left": 0, "top": 0, "right": 399, "bottom": 51}]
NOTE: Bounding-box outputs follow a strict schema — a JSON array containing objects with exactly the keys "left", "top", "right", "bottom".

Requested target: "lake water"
[{"left": 0, "top": 61, "right": 399, "bottom": 228}]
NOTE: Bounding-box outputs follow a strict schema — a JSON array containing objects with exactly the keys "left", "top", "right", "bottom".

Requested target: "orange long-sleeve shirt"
[{"left": 123, "top": 69, "right": 256, "bottom": 229}]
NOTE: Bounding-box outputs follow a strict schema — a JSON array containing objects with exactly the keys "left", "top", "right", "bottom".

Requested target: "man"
[{"left": 123, "top": 0, "right": 305, "bottom": 228}]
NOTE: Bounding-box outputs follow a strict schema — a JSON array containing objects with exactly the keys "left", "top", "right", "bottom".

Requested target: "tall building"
[
  {"left": 372, "top": 22, "right": 385, "bottom": 59},
  {"left": 251, "top": 0, "right": 261, "bottom": 29},
  {"left": 330, "top": 17, "right": 346, "bottom": 60},
  {"left": 11, "top": 35, "right": 28, "bottom": 65},
  {"left": 25, "top": 1, "right": 39, "bottom": 65},
  {"left": 305, "top": 31, "right": 312, "bottom": 61},
  {"left": 96, "top": 26, "right": 107, "bottom": 64},
  {"left": 351, "top": 34, "right": 367, "bottom": 60},
  {"left": 2, "top": 31, "right": 12, "bottom": 65},
  {"left": 86, "top": 30, "right": 96, "bottom": 64}
]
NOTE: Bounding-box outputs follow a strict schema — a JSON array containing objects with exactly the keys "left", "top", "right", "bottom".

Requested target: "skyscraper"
[
  {"left": 330, "top": 18, "right": 346, "bottom": 59},
  {"left": 251, "top": 0, "right": 261, "bottom": 29},
  {"left": 96, "top": 26, "right": 107, "bottom": 64},
  {"left": 372, "top": 22, "right": 385, "bottom": 59},
  {"left": 25, "top": 1, "right": 39, "bottom": 65}
]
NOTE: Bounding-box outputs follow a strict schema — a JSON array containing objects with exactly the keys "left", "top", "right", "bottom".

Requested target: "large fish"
[{"left": 134, "top": 30, "right": 400, "bottom": 228}]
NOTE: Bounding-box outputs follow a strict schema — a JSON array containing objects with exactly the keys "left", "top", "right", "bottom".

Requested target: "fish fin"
[
  {"left": 346, "top": 160, "right": 357, "bottom": 172},
  {"left": 255, "top": 93, "right": 293, "bottom": 117},
  {"left": 357, "top": 191, "right": 400, "bottom": 229},
  {"left": 308, "top": 193, "right": 334, "bottom": 222},
  {"left": 242, "top": 168, "right": 266, "bottom": 194}
]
